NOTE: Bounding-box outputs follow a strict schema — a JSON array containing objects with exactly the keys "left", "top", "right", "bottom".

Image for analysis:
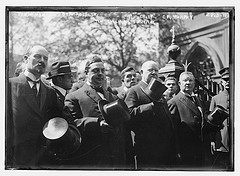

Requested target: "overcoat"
[
  {"left": 63, "top": 83, "right": 126, "bottom": 169},
  {"left": 115, "top": 86, "right": 135, "bottom": 169},
  {"left": 53, "top": 88, "right": 65, "bottom": 111},
  {"left": 124, "top": 81, "right": 176, "bottom": 169},
  {"left": 7, "top": 73, "right": 61, "bottom": 168}
]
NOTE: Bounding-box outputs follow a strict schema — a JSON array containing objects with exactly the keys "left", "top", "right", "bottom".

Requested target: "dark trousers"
[{"left": 211, "top": 151, "right": 232, "bottom": 170}]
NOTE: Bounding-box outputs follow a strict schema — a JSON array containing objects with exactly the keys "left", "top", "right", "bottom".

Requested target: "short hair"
[
  {"left": 85, "top": 55, "right": 103, "bottom": 73},
  {"left": 120, "top": 67, "right": 135, "bottom": 81},
  {"left": 164, "top": 76, "right": 177, "bottom": 84},
  {"left": 179, "top": 71, "right": 195, "bottom": 82}
]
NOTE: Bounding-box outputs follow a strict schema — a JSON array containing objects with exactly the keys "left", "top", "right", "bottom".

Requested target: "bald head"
[
  {"left": 25, "top": 45, "right": 49, "bottom": 57},
  {"left": 141, "top": 61, "right": 159, "bottom": 84}
]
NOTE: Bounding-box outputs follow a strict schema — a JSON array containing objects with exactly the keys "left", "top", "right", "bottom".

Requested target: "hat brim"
[
  {"left": 46, "top": 72, "right": 73, "bottom": 79},
  {"left": 222, "top": 75, "right": 229, "bottom": 79},
  {"left": 43, "top": 117, "right": 81, "bottom": 157},
  {"left": 206, "top": 118, "right": 223, "bottom": 128},
  {"left": 98, "top": 99, "right": 110, "bottom": 120}
]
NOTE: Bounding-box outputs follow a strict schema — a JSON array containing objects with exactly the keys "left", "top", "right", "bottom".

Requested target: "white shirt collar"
[
  {"left": 142, "top": 80, "right": 148, "bottom": 85},
  {"left": 86, "top": 81, "right": 105, "bottom": 99},
  {"left": 24, "top": 70, "right": 40, "bottom": 91},
  {"left": 24, "top": 70, "right": 40, "bottom": 81},
  {"left": 181, "top": 90, "right": 195, "bottom": 97},
  {"left": 53, "top": 85, "right": 67, "bottom": 96},
  {"left": 123, "top": 86, "right": 129, "bottom": 92}
]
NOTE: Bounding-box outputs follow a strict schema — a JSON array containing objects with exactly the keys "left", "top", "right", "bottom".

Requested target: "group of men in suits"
[{"left": 7, "top": 44, "right": 231, "bottom": 170}]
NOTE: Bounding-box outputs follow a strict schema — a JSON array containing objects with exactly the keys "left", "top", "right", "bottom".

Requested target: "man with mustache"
[
  {"left": 125, "top": 61, "right": 176, "bottom": 169},
  {"left": 63, "top": 55, "right": 126, "bottom": 169},
  {"left": 7, "top": 45, "right": 61, "bottom": 168}
]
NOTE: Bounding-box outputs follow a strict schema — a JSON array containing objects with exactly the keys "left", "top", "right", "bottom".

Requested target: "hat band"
[{"left": 49, "top": 67, "right": 72, "bottom": 77}]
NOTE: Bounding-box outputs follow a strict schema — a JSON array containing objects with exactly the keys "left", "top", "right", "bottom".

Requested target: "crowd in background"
[{"left": 7, "top": 45, "right": 231, "bottom": 170}]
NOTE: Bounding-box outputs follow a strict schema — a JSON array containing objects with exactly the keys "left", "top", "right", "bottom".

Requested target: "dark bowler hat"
[
  {"left": 142, "top": 78, "right": 167, "bottom": 102},
  {"left": 206, "top": 105, "right": 229, "bottom": 128},
  {"left": 98, "top": 99, "right": 131, "bottom": 126},
  {"left": 47, "top": 61, "right": 73, "bottom": 79},
  {"left": 42, "top": 117, "right": 81, "bottom": 157},
  {"left": 219, "top": 67, "right": 229, "bottom": 79}
]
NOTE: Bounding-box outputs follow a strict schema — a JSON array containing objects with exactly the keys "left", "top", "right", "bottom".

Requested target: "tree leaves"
[{"left": 9, "top": 11, "right": 188, "bottom": 78}]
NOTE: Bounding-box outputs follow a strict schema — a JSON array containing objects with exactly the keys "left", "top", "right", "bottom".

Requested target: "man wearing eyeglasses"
[
  {"left": 7, "top": 45, "right": 61, "bottom": 168},
  {"left": 209, "top": 67, "right": 231, "bottom": 170}
]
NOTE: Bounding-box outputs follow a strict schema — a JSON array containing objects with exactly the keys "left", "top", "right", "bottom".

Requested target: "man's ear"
[
  {"left": 23, "top": 55, "right": 28, "bottom": 63},
  {"left": 57, "top": 76, "right": 63, "bottom": 83},
  {"left": 178, "top": 81, "right": 181, "bottom": 87}
]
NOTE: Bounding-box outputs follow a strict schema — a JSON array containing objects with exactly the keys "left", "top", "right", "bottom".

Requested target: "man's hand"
[
  {"left": 211, "top": 142, "right": 216, "bottom": 155},
  {"left": 99, "top": 120, "right": 115, "bottom": 134}
]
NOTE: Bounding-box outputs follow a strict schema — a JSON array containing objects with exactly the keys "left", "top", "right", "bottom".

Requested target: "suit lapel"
[
  {"left": 39, "top": 81, "right": 47, "bottom": 111},
  {"left": 84, "top": 84, "right": 102, "bottom": 103},
  {"left": 54, "top": 88, "right": 65, "bottom": 104},
  {"left": 177, "top": 92, "right": 201, "bottom": 116},
  {"left": 20, "top": 75, "right": 42, "bottom": 117},
  {"left": 103, "top": 89, "right": 113, "bottom": 102}
]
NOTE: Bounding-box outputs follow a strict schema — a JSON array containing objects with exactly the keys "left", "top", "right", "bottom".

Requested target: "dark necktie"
[
  {"left": 27, "top": 77, "right": 41, "bottom": 106},
  {"left": 94, "top": 86, "right": 104, "bottom": 94},
  {"left": 186, "top": 95, "right": 197, "bottom": 106},
  {"left": 191, "top": 96, "right": 200, "bottom": 107},
  {"left": 27, "top": 77, "right": 40, "bottom": 95}
]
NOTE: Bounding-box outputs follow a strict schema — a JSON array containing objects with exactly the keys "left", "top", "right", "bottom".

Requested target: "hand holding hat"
[
  {"left": 42, "top": 117, "right": 81, "bottom": 157},
  {"left": 99, "top": 120, "right": 115, "bottom": 134},
  {"left": 142, "top": 77, "right": 167, "bottom": 103},
  {"left": 205, "top": 105, "right": 229, "bottom": 131},
  {"left": 98, "top": 99, "right": 130, "bottom": 127}
]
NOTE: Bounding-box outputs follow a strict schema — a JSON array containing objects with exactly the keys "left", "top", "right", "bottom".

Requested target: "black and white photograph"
[{"left": 4, "top": 4, "right": 236, "bottom": 174}]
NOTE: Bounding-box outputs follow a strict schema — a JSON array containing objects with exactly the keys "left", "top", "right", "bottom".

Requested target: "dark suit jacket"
[
  {"left": 63, "top": 83, "right": 126, "bottom": 169},
  {"left": 116, "top": 86, "right": 128, "bottom": 100},
  {"left": 168, "top": 91, "right": 209, "bottom": 167},
  {"left": 114, "top": 86, "right": 134, "bottom": 168},
  {"left": 53, "top": 88, "right": 65, "bottom": 111},
  {"left": 125, "top": 81, "right": 176, "bottom": 168},
  {"left": 7, "top": 73, "right": 61, "bottom": 168}
]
